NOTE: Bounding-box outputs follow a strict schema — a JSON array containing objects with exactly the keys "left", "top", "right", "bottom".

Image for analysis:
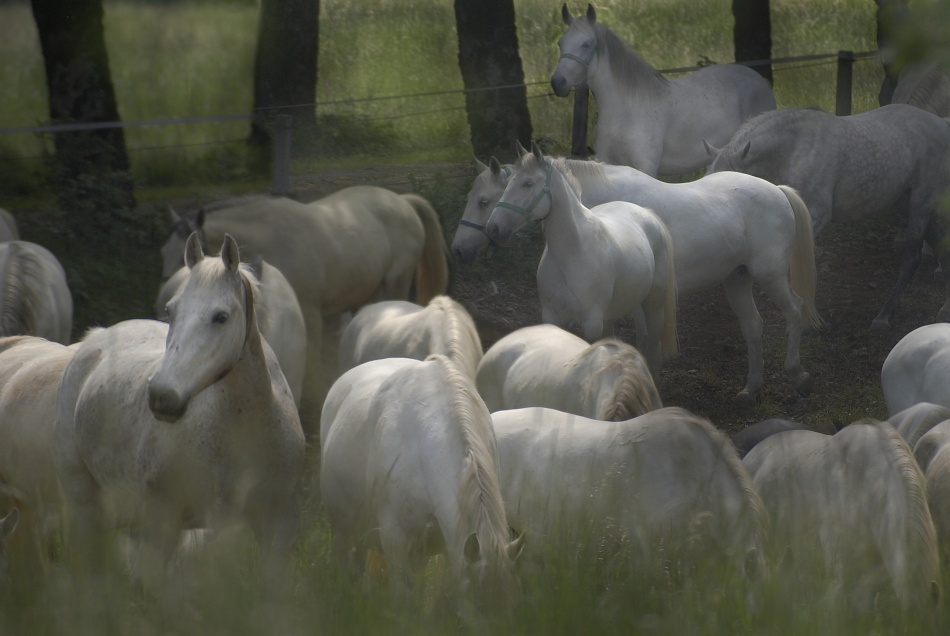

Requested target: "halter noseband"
[
  {"left": 493, "top": 159, "right": 553, "bottom": 222},
  {"left": 456, "top": 166, "right": 512, "bottom": 248}
]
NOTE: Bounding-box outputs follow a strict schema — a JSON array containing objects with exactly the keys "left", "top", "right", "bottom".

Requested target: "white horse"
[
  {"left": 54, "top": 234, "right": 305, "bottom": 588},
  {"left": 319, "top": 355, "right": 521, "bottom": 613},
  {"left": 742, "top": 421, "right": 942, "bottom": 612},
  {"left": 0, "top": 208, "right": 19, "bottom": 242},
  {"left": 887, "top": 402, "right": 950, "bottom": 450},
  {"left": 552, "top": 4, "right": 775, "bottom": 177},
  {"left": 161, "top": 187, "right": 449, "bottom": 431},
  {"left": 881, "top": 323, "right": 950, "bottom": 415},
  {"left": 338, "top": 295, "right": 482, "bottom": 379},
  {"left": 476, "top": 323, "right": 661, "bottom": 421},
  {"left": 491, "top": 406, "right": 769, "bottom": 588},
  {"left": 480, "top": 145, "right": 819, "bottom": 400},
  {"left": 913, "top": 420, "right": 950, "bottom": 565},
  {"left": 157, "top": 257, "right": 306, "bottom": 408},
  {"left": 0, "top": 241, "right": 72, "bottom": 345},
  {"left": 0, "top": 336, "right": 78, "bottom": 573},
  {"left": 706, "top": 104, "right": 950, "bottom": 330},
  {"left": 485, "top": 142, "right": 677, "bottom": 384}
]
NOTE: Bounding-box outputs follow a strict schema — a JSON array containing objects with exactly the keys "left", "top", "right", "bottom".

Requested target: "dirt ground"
[{"left": 292, "top": 161, "right": 947, "bottom": 439}]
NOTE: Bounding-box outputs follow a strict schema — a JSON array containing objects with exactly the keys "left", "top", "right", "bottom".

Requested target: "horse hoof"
[
  {"left": 869, "top": 317, "right": 891, "bottom": 332},
  {"left": 735, "top": 390, "right": 757, "bottom": 406},
  {"left": 794, "top": 372, "right": 813, "bottom": 397}
]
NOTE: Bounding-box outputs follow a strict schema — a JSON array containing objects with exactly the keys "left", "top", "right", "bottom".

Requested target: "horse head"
[
  {"left": 148, "top": 232, "right": 258, "bottom": 422},
  {"left": 451, "top": 156, "right": 510, "bottom": 264},
  {"left": 486, "top": 141, "right": 553, "bottom": 244},
  {"left": 160, "top": 206, "right": 207, "bottom": 284},
  {"left": 552, "top": 3, "right": 598, "bottom": 97}
]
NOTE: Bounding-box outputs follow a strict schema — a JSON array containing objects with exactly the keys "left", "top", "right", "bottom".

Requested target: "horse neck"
[
  {"left": 542, "top": 167, "right": 591, "bottom": 253},
  {"left": 589, "top": 24, "right": 669, "bottom": 114},
  {"left": 428, "top": 302, "right": 480, "bottom": 379}
]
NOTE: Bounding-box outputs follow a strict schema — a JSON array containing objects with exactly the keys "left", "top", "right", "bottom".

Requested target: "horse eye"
[
  {"left": 523, "top": 179, "right": 534, "bottom": 188},
  {"left": 582, "top": 40, "right": 592, "bottom": 48},
  {"left": 165, "top": 304, "right": 176, "bottom": 320},
  {"left": 212, "top": 312, "right": 228, "bottom": 325},
  {"left": 478, "top": 198, "right": 489, "bottom": 207}
]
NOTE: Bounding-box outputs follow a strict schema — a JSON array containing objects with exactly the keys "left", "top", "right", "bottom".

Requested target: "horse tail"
[
  {"left": 867, "top": 419, "right": 942, "bottom": 609},
  {"left": 0, "top": 244, "right": 33, "bottom": 338},
  {"left": 402, "top": 194, "right": 449, "bottom": 305},
  {"left": 427, "top": 295, "right": 483, "bottom": 379},
  {"left": 780, "top": 185, "right": 823, "bottom": 330},
  {"left": 656, "top": 218, "right": 678, "bottom": 359},
  {"left": 596, "top": 339, "right": 663, "bottom": 421}
]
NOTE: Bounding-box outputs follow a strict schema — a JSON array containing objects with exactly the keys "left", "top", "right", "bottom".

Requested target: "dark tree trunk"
[
  {"left": 732, "top": 0, "right": 773, "bottom": 85},
  {"left": 248, "top": 0, "right": 320, "bottom": 169},
  {"left": 31, "top": 0, "right": 150, "bottom": 332},
  {"left": 454, "top": 0, "right": 533, "bottom": 161}
]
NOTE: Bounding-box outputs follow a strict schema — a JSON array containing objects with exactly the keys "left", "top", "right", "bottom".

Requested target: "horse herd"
[{"left": 2, "top": 0, "right": 950, "bottom": 625}]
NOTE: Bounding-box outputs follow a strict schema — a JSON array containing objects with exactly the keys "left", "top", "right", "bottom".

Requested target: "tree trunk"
[
  {"left": 732, "top": 0, "right": 773, "bottom": 85},
  {"left": 30, "top": 0, "right": 150, "bottom": 332},
  {"left": 876, "top": 0, "right": 910, "bottom": 105},
  {"left": 454, "top": 0, "right": 533, "bottom": 161},
  {"left": 248, "top": 0, "right": 320, "bottom": 170}
]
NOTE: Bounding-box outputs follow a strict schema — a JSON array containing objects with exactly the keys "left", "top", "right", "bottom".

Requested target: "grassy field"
[{"left": 4, "top": 1, "right": 945, "bottom": 634}]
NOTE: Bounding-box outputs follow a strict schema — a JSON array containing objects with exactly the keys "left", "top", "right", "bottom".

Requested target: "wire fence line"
[{"left": 0, "top": 49, "right": 879, "bottom": 140}]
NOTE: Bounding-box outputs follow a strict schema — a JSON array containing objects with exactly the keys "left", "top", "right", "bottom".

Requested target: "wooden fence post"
[
  {"left": 271, "top": 113, "right": 293, "bottom": 196},
  {"left": 836, "top": 50, "right": 854, "bottom": 116},
  {"left": 571, "top": 85, "right": 590, "bottom": 159}
]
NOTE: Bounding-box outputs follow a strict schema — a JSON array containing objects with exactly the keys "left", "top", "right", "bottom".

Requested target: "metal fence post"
[
  {"left": 571, "top": 85, "right": 590, "bottom": 159},
  {"left": 271, "top": 114, "right": 293, "bottom": 196},
  {"left": 835, "top": 50, "right": 854, "bottom": 116}
]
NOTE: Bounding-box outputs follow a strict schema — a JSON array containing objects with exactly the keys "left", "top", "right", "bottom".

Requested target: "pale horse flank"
[
  {"left": 160, "top": 187, "right": 450, "bottom": 432},
  {"left": 480, "top": 144, "right": 820, "bottom": 400},
  {"left": 157, "top": 256, "right": 306, "bottom": 408},
  {"left": 338, "top": 295, "right": 482, "bottom": 379},
  {"left": 0, "top": 241, "right": 73, "bottom": 345},
  {"left": 551, "top": 3, "right": 775, "bottom": 177},
  {"left": 0, "top": 336, "right": 79, "bottom": 579},
  {"left": 476, "top": 323, "right": 662, "bottom": 421},
  {"left": 485, "top": 142, "right": 677, "bottom": 385},
  {"left": 319, "top": 355, "right": 521, "bottom": 613},
  {"left": 706, "top": 104, "right": 950, "bottom": 330},
  {"left": 881, "top": 322, "right": 950, "bottom": 415},
  {"left": 54, "top": 234, "right": 305, "bottom": 588},
  {"left": 912, "top": 419, "right": 950, "bottom": 565},
  {"left": 742, "top": 420, "right": 942, "bottom": 613},
  {"left": 491, "top": 406, "right": 769, "bottom": 591}
]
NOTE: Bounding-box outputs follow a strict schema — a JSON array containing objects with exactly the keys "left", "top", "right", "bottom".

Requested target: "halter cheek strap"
[
  {"left": 559, "top": 44, "right": 597, "bottom": 71},
  {"left": 493, "top": 160, "right": 553, "bottom": 222}
]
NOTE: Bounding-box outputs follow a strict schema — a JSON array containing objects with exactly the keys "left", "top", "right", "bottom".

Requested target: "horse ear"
[
  {"left": 702, "top": 139, "right": 721, "bottom": 158},
  {"left": 0, "top": 508, "right": 18, "bottom": 540},
  {"left": 586, "top": 3, "right": 596, "bottom": 23},
  {"left": 474, "top": 156, "right": 489, "bottom": 174},
  {"left": 531, "top": 140, "right": 544, "bottom": 162},
  {"left": 168, "top": 206, "right": 181, "bottom": 225},
  {"left": 515, "top": 139, "right": 529, "bottom": 158},
  {"left": 220, "top": 234, "right": 241, "bottom": 274},
  {"left": 506, "top": 532, "right": 525, "bottom": 561},
  {"left": 740, "top": 141, "right": 752, "bottom": 160},
  {"left": 561, "top": 3, "right": 572, "bottom": 25},
  {"left": 184, "top": 231, "right": 205, "bottom": 269},
  {"left": 247, "top": 255, "right": 264, "bottom": 282},
  {"left": 489, "top": 156, "right": 503, "bottom": 176},
  {"left": 463, "top": 531, "right": 481, "bottom": 564}
]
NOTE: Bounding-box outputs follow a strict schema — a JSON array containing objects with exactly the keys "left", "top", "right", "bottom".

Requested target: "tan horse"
[
  {"left": 0, "top": 336, "right": 77, "bottom": 580},
  {"left": 55, "top": 234, "right": 305, "bottom": 589},
  {"left": 339, "top": 295, "right": 483, "bottom": 379},
  {"left": 161, "top": 188, "right": 449, "bottom": 433}
]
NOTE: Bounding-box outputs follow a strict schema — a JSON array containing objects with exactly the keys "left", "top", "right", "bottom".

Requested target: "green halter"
[{"left": 493, "top": 160, "right": 553, "bottom": 222}]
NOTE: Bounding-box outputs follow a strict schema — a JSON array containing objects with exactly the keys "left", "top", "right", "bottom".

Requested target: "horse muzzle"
[
  {"left": 550, "top": 74, "right": 572, "bottom": 98},
  {"left": 147, "top": 378, "right": 189, "bottom": 422}
]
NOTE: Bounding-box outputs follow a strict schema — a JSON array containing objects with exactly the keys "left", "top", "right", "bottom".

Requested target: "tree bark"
[
  {"left": 454, "top": 0, "right": 533, "bottom": 161},
  {"left": 876, "top": 0, "right": 910, "bottom": 105},
  {"left": 732, "top": 0, "right": 773, "bottom": 85},
  {"left": 248, "top": 0, "right": 320, "bottom": 168}
]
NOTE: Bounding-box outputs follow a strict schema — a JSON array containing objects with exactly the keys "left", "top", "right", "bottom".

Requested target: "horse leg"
[
  {"left": 872, "top": 197, "right": 930, "bottom": 331},
  {"left": 757, "top": 274, "right": 812, "bottom": 397},
  {"left": 926, "top": 220, "right": 950, "bottom": 322},
  {"left": 722, "top": 273, "right": 764, "bottom": 403},
  {"left": 638, "top": 299, "right": 668, "bottom": 388}
]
